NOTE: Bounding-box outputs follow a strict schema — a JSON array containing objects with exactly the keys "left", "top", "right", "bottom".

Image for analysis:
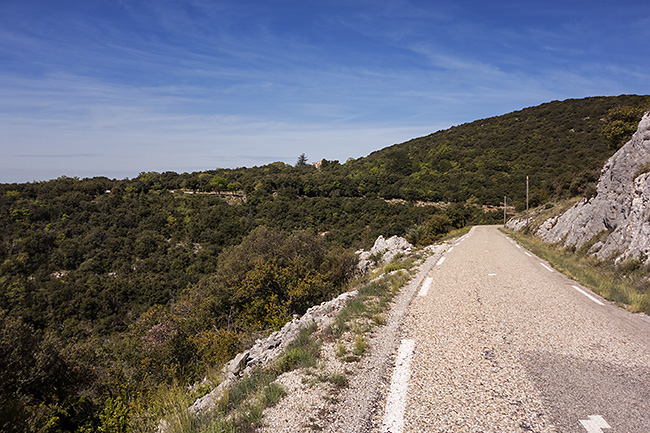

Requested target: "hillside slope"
[
  {"left": 351, "top": 95, "right": 650, "bottom": 207},
  {"left": 81, "top": 95, "right": 650, "bottom": 213},
  {"left": 536, "top": 111, "right": 650, "bottom": 264}
]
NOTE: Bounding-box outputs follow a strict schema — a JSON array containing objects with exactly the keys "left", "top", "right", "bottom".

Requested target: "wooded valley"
[{"left": 0, "top": 94, "right": 647, "bottom": 432}]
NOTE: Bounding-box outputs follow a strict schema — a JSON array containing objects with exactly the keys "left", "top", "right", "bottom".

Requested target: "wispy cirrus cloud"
[
  {"left": 12, "top": 154, "right": 100, "bottom": 158},
  {"left": 1, "top": 0, "right": 650, "bottom": 183},
  {"left": 0, "top": 68, "right": 442, "bottom": 182}
]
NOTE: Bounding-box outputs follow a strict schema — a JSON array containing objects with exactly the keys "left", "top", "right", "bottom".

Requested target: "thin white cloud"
[
  {"left": 1, "top": 0, "right": 649, "bottom": 183},
  {"left": 0, "top": 67, "right": 442, "bottom": 182},
  {"left": 0, "top": 116, "right": 439, "bottom": 182}
]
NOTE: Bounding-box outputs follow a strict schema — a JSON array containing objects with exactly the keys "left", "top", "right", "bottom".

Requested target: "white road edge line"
[
  {"left": 418, "top": 277, "right": 433, "bottom": 297},
  {"left": 524, "top": 251, "right": 532, "bottom": 257},
  {"left": 382, "top": 339, "right": 416, "bottom": 433},
  {"left": 572, "top": 285, "right": 605, "bottom": 306},
  {"left": 448, "top": 246, "right": 454, "bottom": 252},
  {"left": 437, "top": 256, "right": 446, "bottom": 266},
  {"left": 540, "top": 263, "right": 554, "bottom": 272}
]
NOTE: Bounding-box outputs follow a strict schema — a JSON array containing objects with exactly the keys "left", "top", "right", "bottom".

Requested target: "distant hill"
[{"left": 349, "top": 94, "right": 650, "bottom": 208}]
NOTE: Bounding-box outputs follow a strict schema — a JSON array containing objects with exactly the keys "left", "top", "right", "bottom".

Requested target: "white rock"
[
  {"left": 358, "top": 235, "right": 413, "bottom": 272},
  {"left": 370, "top": 235, "right": 389, "bottom": 256},
  {"left": 187, "top": 288, "right": 359, "bottom": 415},
  {"left": 536, "top": 111, "right": 650, "bottom": 264}
]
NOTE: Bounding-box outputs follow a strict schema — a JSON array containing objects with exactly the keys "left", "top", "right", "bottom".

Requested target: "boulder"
[
  {"left": 370, "top": 235, "right": 412, "bottom": 258},
  {"left": 356, "top": 235, "right": 413, "bottom": 273},
  {"left": 504, "top": 217, "right": 528, "bottom": 231}
]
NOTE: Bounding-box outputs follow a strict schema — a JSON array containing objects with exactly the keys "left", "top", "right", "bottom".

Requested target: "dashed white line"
[
  {"left": 524, "top": 251, "right": 532, "bottom": 257},
  {"left": 515, "top": 244, "right": 521, "bottom": 249},
  {"left": 572, "top": 285, "right": 605, "bottom": 306},
  {"left": 579, "top": 414, "right": 611, "bottom": 433},
  {"left": 437, "top": 257, "right": 446, "bottom": 266},
  {"left": 418, "top": 277, "right": 433, "bottom": 297},
  {"left": 540, "top": 263, "right": 554, "bottom": 273},
  {"left": 448, "top": 246, "right": 454, "bottom": 252},
  {"left": 382, "top": 339, "right": 415, "bottom": 433}
]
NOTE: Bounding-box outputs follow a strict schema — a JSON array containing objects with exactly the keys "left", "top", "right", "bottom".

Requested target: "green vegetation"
[
  {"left": 0, "top": 173, "right": 478, "bottom": 432},
  {"left": 332, "top": 264, "right": 417, "bottom": 366},
  {"left": 355, "top": 95, "right": 649, "bottom": 208},
  {"left": 601, "top": 105, "right": 649, "bottom": 149},
  {"left": 504, "top": 229, "right": 650, "bottom": 314},
  {"left": 1, "top": 95, "right": 649, "bottom": 432},
  {"left": 353, "top": 335, "right": 368, "bottom": 356},
  {"left": 315, "top": 372, "right": 348, "bottom": 389},
  {"left": 151, "top": 258, "right": 420, "bottom": 433},
  {"left": 275, "top": 324, "right": 321, "bottom": 373},
  {"left": 139, "top": 325, "right": 318, "bottom": 433}
]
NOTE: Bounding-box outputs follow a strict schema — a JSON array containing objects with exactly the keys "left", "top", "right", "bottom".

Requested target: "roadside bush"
[
  {"left": 198, "top": 226, "right": 358, "bottom": 332},
  {"left": 190, "top": 329, "right": 243, "bottom": 368}
]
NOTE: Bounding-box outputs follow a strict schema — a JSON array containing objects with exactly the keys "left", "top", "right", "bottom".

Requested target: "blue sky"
[{"left": 1, "top": 0, "right": 649, "bottom": 183}]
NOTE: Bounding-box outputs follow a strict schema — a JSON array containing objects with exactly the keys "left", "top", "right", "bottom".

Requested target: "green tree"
[
  {"left": 296, "top": 153, "right": 308, "bottom": 167},
  {"left": 602, "top": 105, "right": 647, "bottom": 148},
  {"left": 98, "top": 397, "right": 130, "bottom": 433},
  {"left": 208, "top": 175, "right": 228, "bottom": 191}
]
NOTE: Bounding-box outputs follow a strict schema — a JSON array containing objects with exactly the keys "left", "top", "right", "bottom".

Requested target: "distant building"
[{"left": 312, "top": 160, "right": 323, "bottom": 169}]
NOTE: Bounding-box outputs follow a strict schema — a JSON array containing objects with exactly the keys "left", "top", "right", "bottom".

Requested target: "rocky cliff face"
[{"left": 535, "top": 111, "right": 650, "bottom": 264}]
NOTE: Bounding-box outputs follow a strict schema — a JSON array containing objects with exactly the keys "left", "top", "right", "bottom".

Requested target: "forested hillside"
[
  {"left": 0, "top": 94, "right": 647, "bottom": 432},
  {"left": 0, "top": 174, "right": 489, "bottom": 432},
  {"left": 352, "top": 95, "right": 650, "bottom": 208}
]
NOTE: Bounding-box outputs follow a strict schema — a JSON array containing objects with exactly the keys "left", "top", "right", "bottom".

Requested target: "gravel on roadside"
[{"left": 258, "top": 244, "right": 450, "bottom": 433}]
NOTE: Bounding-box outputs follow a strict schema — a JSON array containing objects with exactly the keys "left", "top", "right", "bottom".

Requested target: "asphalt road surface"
[{"left": 383, "top": 225, "right": 650, "bottom": 433}]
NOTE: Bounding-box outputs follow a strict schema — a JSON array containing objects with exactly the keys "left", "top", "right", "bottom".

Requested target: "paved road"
[{"left": 384, "top": 225, "right": 650, "bottom": 433}]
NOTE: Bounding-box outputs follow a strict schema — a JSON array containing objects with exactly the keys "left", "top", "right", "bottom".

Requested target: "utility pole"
[
  {"left": 503, "top": 196, "right": 507, "bottom": 226},
  {"left": 526, "top": 176, "right": 529, "bottom": 229}
]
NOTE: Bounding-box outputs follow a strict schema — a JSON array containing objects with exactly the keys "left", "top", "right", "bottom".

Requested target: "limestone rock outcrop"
[
  {"left": 535, "top": 111, "right": 650, "bottom": 264},
  {"left": 356, "top": 235, "right": 413, "bottom": 273},
  {"left": 188, "top": 289, "right": 358, "bottom": 415}
]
